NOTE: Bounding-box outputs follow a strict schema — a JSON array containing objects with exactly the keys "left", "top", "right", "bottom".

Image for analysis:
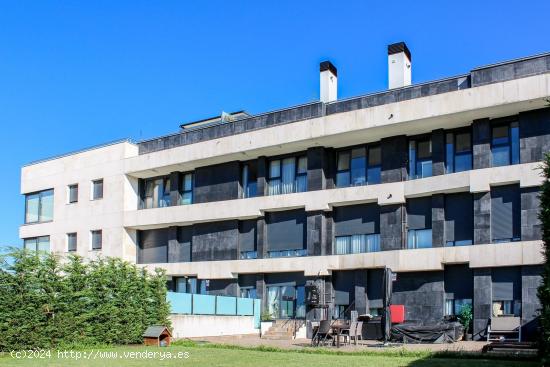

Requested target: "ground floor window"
[
  {"left": 368, "top": 307, "right": 383, "bottom": 316},
  {"left": 492, "top": 300, "right": 521, "bottom": 317},
  {"left": 445, "top": 298, "right": 472, "bottom": 316},
  {"left": 332, "top": 305, "right": 347, "bottom": 319},
  {"left": 267, "top": 285, "right": 305, "bottom": 319}
]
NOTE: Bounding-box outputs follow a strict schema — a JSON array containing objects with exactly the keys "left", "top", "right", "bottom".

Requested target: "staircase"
[{"left": 261, "top": 319, "right": 304, "bottom": 340}]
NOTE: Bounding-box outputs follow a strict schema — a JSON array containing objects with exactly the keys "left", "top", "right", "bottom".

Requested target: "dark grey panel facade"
[
  {"left": 472, "top": 118, "right": 491, "bottom": 170},
  {"left": 381, "top": 135, "right": 407, "bottom": 183},
  {"left": 431, "top": 129, "right": 445, "bottom": 176},
  {"left": 306, "top": 147, "right": 328, "bottom": 191},
  {"left": 192, "top": 220, "right": 239, "bottom": 261},
  {"left": 521, "top": 187, "right": 541, "bottom": 241},
  {"left": 473, "top": 192, "right": 491, "bottom": 245},
  {"left": 521, "top": 265, "right": 543, "bottom": 340},
  {"left": 306, "top": 211, "right": 328, "bottom": 256},
  {"left": 392, "top": 271, "right": 445, "bottom": 324},
  {"left": 193, "top": 161, "right": 240, "bottom": 203},
  {"left": 519, "top": 108, "right": 550, "bottom": 163},
  {"left": 432, "top": 194, "right": 445, "bottom": 247},
  {"left": 266, "top": 209, "right": 306, "bottom": 251},
  {"left": 333, "top": 203, "right": 380, "bottom": 236},
  {"left": 473, "top": 268, "right": 492, "bottom": 340},
  {"left": 380, "top": 204, "right": 404, "bottom": 251}
]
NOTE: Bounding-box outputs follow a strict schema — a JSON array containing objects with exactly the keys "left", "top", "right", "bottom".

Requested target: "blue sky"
[{"left": 1, "top": 0, "right": 549, "bottom": 248}]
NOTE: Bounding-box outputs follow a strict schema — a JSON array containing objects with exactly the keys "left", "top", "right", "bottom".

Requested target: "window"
[
  {"left": 409, "top": 138, "right": 432, "bottom": 179},
  {"left": 336, "top": 145, "right": 381, "bottom": 187},
  {"left": 491, "top": 122, "right": 519, "bottom": 167},
  {"left": 91, "top": 230, "right": 102, "bottom": 250},
  {"left": 240, "top": 287, "right": 257, "bottom": 299},
  {"left": 267, "top": 156, "right": 307, "bottom": 195},
  {"left": 407, "top": 197, "right": 432, "bottom": 248},
  {"left": 180, "top": 173, "right": 193, "bottom": 205},
  {"left": 24, "top": 189, "right": 53, "bottom": 224},
  {"left": 68, "top": 184, "right": 78, "bottom": 203},
  {"left": 491, "top": 185, "right": 520, "bottom": 243},
  {"left": 268, "top": 249, "right": 307, "bottom": 258},
  {"left": 369, "top": 308, "right": 383, "bottom": 316},
  {"left": 445, "top": 298, "right": 472, "bottom": 316},
  {"left": 23, "top": 236, "right": 50, "bottom": 252},
  {"left": 142, "top": 176, "right": 171, "bottom": 208},
  {"left": 444, "top": 193, "right": 473, "bottom": 247},
  {"left": 241, "top": 163, "right": 257, "bottom": 198},
  {"left": 92, "top": 179, "right": 103, "bottom": 200},
  {"left": 67, "top": 233, "right": 77, "bottom": 252},
  {"left": 492, "top": 300, "right": 521, "bottom": 317},
  {"left": 240, "top": 251, "right": 258, "bottom": 259},
  {"left": 334, "top": 234, "right": 380, "bottom": 254},
  {"left": 446, "top": 131, "right": 472, "bottom": 173}
]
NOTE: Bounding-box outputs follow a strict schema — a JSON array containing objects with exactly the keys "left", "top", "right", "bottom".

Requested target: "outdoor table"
[{"left": 331, "top": 322, "right": 349, "bottom": 348}]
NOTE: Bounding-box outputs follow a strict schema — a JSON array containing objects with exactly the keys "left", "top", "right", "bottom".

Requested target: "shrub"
[
  {"left": 538, "top": 153, "right": 550, "bottom": 364},
  {"left": 0, "top": 249, "right": 170, "bottom": 351}
]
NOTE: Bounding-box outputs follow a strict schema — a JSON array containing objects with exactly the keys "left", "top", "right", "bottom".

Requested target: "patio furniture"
[
  {"left": 487, "top": 316, "right": 521, "bottom": 342},
  {"left": 350, "top": 321, "right": 363, "bottom": 345},
  {"left": 311, "top": 320, "right": 333, "bottom": 346},
  {"left": 340, "top": 321, "right": 357, "bottom": 345}
]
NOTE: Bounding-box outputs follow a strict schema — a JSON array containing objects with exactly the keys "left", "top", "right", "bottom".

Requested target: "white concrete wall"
[
  {"left": 170, "top": 314, "right": 258, "bottom": 338},
  {"left": 19, "top": 141, "right": 139, "bottom": 262},
  {"left": 140, "top": 240, "right": 543, "bottom": 279}
]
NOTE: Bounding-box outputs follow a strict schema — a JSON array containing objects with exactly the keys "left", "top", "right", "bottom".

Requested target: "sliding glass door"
[{"left": 266, "top": 285, "right": 305, "bottom": 319}]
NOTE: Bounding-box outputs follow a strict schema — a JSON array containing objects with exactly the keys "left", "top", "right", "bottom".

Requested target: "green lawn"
[{"left": 0, "top": 345, "right": 539, "bottom": 367}]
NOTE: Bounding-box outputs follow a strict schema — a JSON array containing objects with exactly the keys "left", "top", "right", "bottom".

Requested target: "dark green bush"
[
  {"left": 539, "top": 153, "right": 550, "bottom": 365},
  {"left": 0, "top": 249, "right": 170, "bottom": 351}
]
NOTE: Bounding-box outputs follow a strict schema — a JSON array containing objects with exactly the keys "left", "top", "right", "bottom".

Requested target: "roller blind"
[
  {"left": 239, "top": 220, "right": 257, "bottom": 251},
  {"left": 492, "top": 267, "right": 521, "bottom": 301},
  {"left": 334, "top": 203, "right": 380, "bottom": 236},
  {"left": 139, "top": 229, "right": 168, "bottom": 264},
  {"left": 491, "top": 185, "right": 520, "bottom": 241},
  {"left": 266, "top": 209, "right": 305, "bottom": 251},
  {"left": 407, "top": 197, "right": 432, "bottom": 230},
  {"left": 445, "top": 193, "right": 473, "bottom": 243}
]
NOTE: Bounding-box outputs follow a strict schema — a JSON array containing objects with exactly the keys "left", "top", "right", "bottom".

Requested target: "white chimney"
[
  {"left": 320, "top": 61, "right": 337, "bottom": 103},
  {"left": 388, "top": 42, "right": 411, "bottom": 89}
]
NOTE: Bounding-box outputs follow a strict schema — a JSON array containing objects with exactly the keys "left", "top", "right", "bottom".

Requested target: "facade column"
[
  {"left": 473, "top": 268, "right": 492, "bottom": 340},
  {"left": 432, "top": 194, "right": 445, "bottom": 247},
  {"left": 473, "top": 192, "right": 491, "bottom": 245},
  {"left": 472, "top": 118, "right": 491, "bottom": 169}
]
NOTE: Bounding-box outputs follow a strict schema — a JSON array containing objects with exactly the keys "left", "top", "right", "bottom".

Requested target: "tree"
[{"left": 538, "top": 153, "right": 550, "bottom": 364}]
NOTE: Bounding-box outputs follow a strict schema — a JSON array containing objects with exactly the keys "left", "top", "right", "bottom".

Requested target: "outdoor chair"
[
  {"left": 311, "top": 320, "right": 333, "bottom": 346},
  {"left": 350, "top": 321, "right": 363, "bottom": 345},
  {"left": 487, "top": 316, "right": 521, "bottom": 342},
  {"left": 341, "top": 321, "right": 357, "bottom": 345}
]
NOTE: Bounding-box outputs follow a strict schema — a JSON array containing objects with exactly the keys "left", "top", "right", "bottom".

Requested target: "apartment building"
[{"left": 20, "top": 43, "right": 550, "bottom": 340}]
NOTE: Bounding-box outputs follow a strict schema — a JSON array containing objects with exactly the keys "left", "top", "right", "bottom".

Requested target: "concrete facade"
[{"left": 20, "top": 51, "right": 550, "bottom": 341}]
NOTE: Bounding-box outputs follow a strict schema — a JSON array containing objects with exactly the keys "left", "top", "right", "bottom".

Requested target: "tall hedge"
[
  {"left": 539, "top": 153, "right": 550, "bottom": 364},
  {"left": 0, "top": 249, "right": 170, "bottom": 351}
]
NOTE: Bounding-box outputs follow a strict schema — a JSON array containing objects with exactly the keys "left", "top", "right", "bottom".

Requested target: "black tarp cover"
[{"left": 390, "top": 321, "right": 464, "bottom": 344}]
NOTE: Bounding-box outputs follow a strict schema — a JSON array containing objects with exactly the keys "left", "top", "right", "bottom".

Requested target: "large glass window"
[
  {"left": 409, "top": 138, "right": 432, "bottom": 179},
  {"left": 446, "top": 131, "right": 472, "bottom": 173},
  {"left": 24, "top": 189, "right": 53, "bottom": 224},
  {"left": 445, "top": 298, "right": 472, "bottom": 316},
  {"left": 241, "top": 163, "right": 257, "bottom": 198},
  {"left": 180, "top": 173, "right": 193, "bottom": 205},
  {"left": 268, "top": 156, "right": 307, "bottom": 195},
  {"left": 334, "top": 234, "right": 380, "bottom": 254},
  {"left": 23, "top": 236, "right": 50, "bottom": 252},
  {"left": 142, "top": 177, "right": 171, "bottom": 208},
  {"left": 491, "top": 122, "right": 519, "bottom": 167},
  {"left": 407, "top": 229, "right": 433, "bottom": 249},
  {"left": 336, "top": 145, "right": 381, "bottom": 188}
]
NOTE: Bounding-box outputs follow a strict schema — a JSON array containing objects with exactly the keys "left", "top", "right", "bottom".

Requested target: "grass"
[{"left": 0, "top": 343, "right": 540, "bottom": 367}]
